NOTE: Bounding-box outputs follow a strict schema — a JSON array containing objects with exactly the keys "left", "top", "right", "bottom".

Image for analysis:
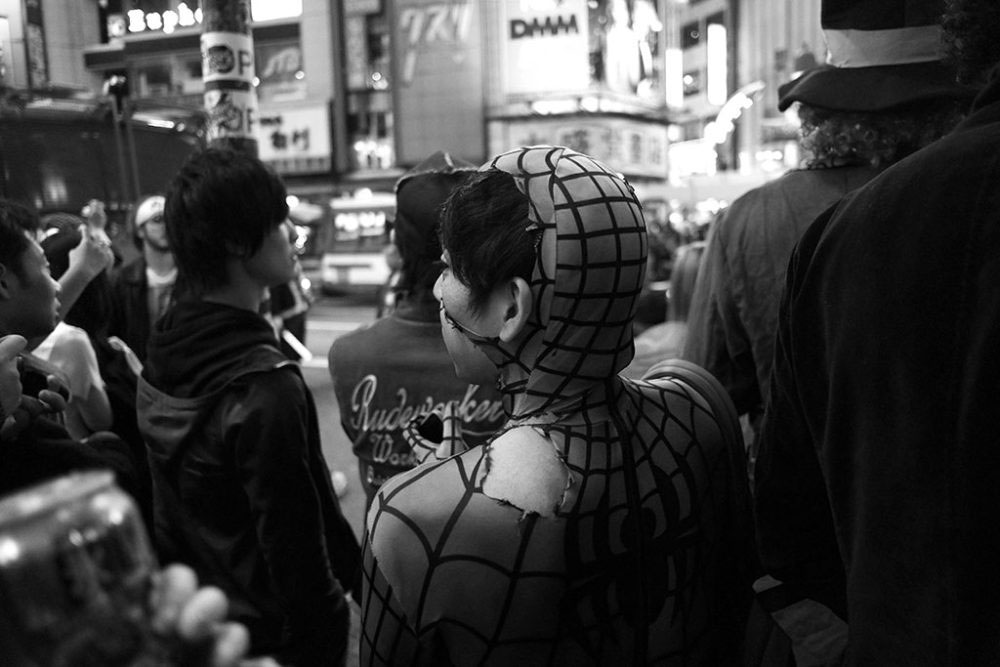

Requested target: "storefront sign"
[
  {"left": 123, "top": 1, "right": 298, "bottom": 35},
  {"left": 256, "top": 43, "right": 306, "bottom": 102},
  {"left": 499, "top": 0, "right": 589, "bottom": 96},
  {"left": 491, "top": 116, "right": 669, "bottom": 179},
  {"left": 256, "top": 104, "right": 331, "bottom": 170}
]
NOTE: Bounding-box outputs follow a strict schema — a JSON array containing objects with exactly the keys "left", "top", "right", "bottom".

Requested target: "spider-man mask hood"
[{"left": 481, "top": 145, "right": 648, "bottom": 422}]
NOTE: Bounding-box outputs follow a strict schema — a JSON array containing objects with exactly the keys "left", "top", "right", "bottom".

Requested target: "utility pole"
[{"left": 201, "top": 0, "right": 258, "bottom": 156}]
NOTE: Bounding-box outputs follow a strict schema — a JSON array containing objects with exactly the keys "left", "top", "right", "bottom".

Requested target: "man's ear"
[{"left": 498, "top": 277, "right": 532, "bottom": 343}]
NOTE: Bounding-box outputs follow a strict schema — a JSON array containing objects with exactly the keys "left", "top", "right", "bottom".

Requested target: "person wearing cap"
[
  {"left": 108, "top": 194, "right": 177, "bottom": 364},
  {"left": 328, "top": 151, "right": 505, "bottom": 509},
  {"left": 683, "top": 0, "right": 975, "bottom": 478},
  {"left": 754, "top": 0, "right": 1000, "bottom": 662}
]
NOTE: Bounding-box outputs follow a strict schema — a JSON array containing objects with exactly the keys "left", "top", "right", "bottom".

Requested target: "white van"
[{"left": 319, "top": 191, "right": 394, "bottom": 293}]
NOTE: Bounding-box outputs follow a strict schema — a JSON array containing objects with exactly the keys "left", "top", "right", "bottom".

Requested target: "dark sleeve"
[
  {"left": 0, "top": 417, "right": 139, "bottom": 500},
  {"left": 752, "top": 209, "right": 846, "bottom": 617},
  {"left": 226, "top": 370, "right": 347, "bottom": 666},
  {"left": 682, "top": 212, "right": 761, "bottom": 415},
  {"left": 106, "top": 269, "right": 127, "bottom": 340},
  {"left": 328, "top": 341, "right": 358, "bottom": 443}
]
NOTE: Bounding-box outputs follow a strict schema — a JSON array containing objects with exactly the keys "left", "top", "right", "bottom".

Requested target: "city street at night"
[{"left": 2, "top": 0, "right": 997, "bottom": 662}]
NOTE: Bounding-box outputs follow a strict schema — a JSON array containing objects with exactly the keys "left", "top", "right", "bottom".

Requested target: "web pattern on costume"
[
  {"left": 361, "top": 375, "right": 746, "bottom": 665},
  {"left": 360, "top": 146, "right": 749, "bottom": 665},
  {"left": 486, "top": 148, "right": 647, "bottom": 419}
]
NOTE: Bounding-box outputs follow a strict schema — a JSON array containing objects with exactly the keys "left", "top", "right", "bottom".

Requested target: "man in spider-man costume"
[{"left": 361, "top": 146, "right": 754, "bottom": 665}]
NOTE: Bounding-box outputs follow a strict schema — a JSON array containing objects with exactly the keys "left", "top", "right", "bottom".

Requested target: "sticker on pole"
[
  {"left": 201, "top": 32, "right": 254, "bottom": 83},
  {"left": 201, "top": 31, "right": 257, "bottom": 142},
  {"left": 204, "top": 88, "right": 258, "bottom": 140}
]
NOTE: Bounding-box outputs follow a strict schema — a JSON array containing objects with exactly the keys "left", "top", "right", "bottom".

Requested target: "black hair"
[
  {"left": 164, "top": 148, "right": 289, "bottom": 298},
  {"left": 943, "top": 0, "right": 1000, "bottom": 85},
  {"left": 0, "top": 199, "right": 38, "bottom": 280},
  {"left": 438, "top": 170, "right": 537, "bottom": 314}
]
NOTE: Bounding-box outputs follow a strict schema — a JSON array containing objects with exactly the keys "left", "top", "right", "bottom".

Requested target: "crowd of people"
[{"left": 0, "top": 0, "right": 998, "bottom": 664}]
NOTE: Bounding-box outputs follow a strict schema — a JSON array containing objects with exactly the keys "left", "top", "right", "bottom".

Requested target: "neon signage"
[
  {"left": 127, "top": 3, "right": 201, "bottom": 35},
  {"left": 124, "top": 1, "right": 301, "bottom": 35}
]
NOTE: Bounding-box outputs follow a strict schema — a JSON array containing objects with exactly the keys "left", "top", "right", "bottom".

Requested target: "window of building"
[
  {"left": 347, "top": 90, "right": 394, "bottom": 171},
  {"left": 344, "top": 5, "right": 394, "bottom": 171},
  {"left": 345, "top": 12, "right": 391, "bottom": 91},
  {"left": 681, "top": 21, "right": 701, "bottom": 50},
  {"left": 133, "top": 62, "right": 173, "bottom": 97}
]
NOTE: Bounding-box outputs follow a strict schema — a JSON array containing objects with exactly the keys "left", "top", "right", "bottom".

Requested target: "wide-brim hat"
[{"left": 778, "top": 0, "right": 977, "bottom": 112}]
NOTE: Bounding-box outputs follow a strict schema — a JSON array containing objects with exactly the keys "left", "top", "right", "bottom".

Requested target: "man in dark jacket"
[
  {"left": 755, "top": 0, "right": 1000, "bottom": 662},
  {"left": 0, "top": 199, "right": 140, "bottom": 499},
  {"left": 328, "top": 151, "right": 505, "bottom": 508},
  {"left": 108, "top": 194, "right": 175, "bottom": 364},
  {"left": 137, "top": 149, "right": 360, "bottom": 666},
  {"left": 683, "top": 0, "right": 974, "bottom": 473}
]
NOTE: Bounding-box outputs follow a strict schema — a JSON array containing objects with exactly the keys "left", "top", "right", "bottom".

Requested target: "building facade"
[{"left": 4, "top": 0, "right": 827, "bottom": 224}]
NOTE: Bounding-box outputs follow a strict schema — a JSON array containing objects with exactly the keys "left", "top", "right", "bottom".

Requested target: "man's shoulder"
[
  {"left": 368, "top": 448, "right": 493, "bottom": 529},
  {"left": 329, "top": 316, "right": 448, "bottom": 377}
]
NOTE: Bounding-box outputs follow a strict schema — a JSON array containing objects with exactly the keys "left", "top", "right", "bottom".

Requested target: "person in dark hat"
[
  {"left": 683, "top": 0, "right": 975, "bottom": 473},
  {"left": 328, "top": 151, "right": 505, "bottom": 508},
  {"left": 753, "top": 0, "right": 1000, "bottom": 662}
]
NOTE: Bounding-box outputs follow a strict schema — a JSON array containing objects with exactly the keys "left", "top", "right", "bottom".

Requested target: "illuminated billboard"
[
  {"left": 489, "top": 116, "right": 668, "bottom": 179},
  {"left": 393, "top": 0, "right": 485, "bottom": 164},
  {"left": 500, "top": 0, "right": 589, "bottom": 97}
]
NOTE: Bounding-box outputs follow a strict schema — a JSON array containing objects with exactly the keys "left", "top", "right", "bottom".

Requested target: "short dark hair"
[
  {"left": 164, "top": 148, "right": 289, "bottom": 297},
  {"left": 0, "top": 200, "right": 38, "bottom": 280},
  {"left": 438, "top": 170, "right": 537, "bottom": 314}
]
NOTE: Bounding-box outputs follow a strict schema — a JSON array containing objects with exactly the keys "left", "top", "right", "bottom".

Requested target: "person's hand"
[
  {"left": 67, "top": 223, "right": 114, "bottom": 280},
  {"left": 82, "top": 198, "right": 108, "bottom": 232},
  {"left": 0, "top": 371, "right": 68, "bottom": 441},
  {"left": 150, "top": 564, "right": 282, "bottom": 667},
  {"left": 0, "top": 334, "right": 26, "bottom": 423}
]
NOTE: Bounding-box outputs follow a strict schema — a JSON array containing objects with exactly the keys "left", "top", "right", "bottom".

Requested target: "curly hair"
[
  {"left": 798, "top": 99, "right": 967, "bottom": 169},
  {"left": 943, "top": 0, "right": 1000, "bottom": 85}
]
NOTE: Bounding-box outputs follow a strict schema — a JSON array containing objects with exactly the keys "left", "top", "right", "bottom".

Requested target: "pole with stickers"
[{"left": 201, "top": 0, "right": 258, "bottom": 156}]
